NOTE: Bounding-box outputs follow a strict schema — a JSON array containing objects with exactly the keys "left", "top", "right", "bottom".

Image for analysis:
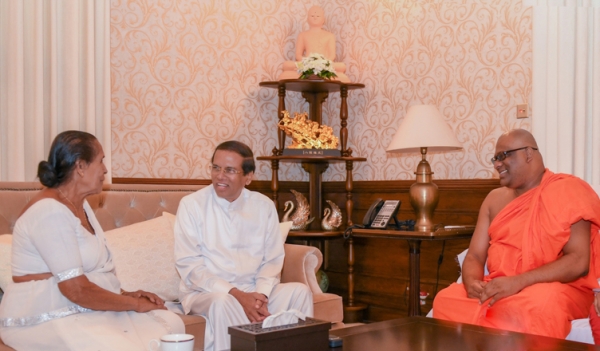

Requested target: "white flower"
[{"left": 296, "top": 53, "right": 337, "bottom": 79}]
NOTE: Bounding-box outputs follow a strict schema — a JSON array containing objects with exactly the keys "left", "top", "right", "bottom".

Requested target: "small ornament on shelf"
[
  {"left": 278, "top": 110, "right": 339, "bottom": 150},
  {"left": 281, "top": 189, "right": 315, "bottom": 231},
  {"left": 321, "top": 200, "right": 342, "bottom": 231}
]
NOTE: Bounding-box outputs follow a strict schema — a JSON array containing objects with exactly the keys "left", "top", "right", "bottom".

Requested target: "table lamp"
[{"left": 386, "top": 105, "right": 462, "bottom": 232}]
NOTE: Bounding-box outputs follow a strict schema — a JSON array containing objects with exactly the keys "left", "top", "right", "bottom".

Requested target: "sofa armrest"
[{"left": 281, "top": 243, "right": 323, "bottom": 294}]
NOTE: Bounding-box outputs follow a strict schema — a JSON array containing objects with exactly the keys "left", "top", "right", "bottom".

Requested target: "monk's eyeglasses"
[{"left": 490, "top": 146, "right": 538, "bottom": 163}]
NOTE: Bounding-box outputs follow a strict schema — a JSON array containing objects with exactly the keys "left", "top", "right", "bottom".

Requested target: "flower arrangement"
[{"left": 296, "top": 53, "right": 337, "bottom": 80}]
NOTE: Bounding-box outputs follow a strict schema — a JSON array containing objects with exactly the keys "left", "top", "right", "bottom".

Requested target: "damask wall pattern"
[{"left": 110, "top": 0, "right": 531, "bottom": 181}]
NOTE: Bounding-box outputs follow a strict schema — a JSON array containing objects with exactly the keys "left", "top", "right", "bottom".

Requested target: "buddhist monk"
[
  {"left": 279, "top": 5, "right": 349, "bottom": 82},
  {"left": 433, "top": 129, "right": 600, "bottom": 339}
]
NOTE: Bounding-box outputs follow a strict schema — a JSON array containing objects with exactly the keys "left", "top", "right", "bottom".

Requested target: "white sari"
[{"left": 0, "top": 199, "right": 183, "bottom": 351}]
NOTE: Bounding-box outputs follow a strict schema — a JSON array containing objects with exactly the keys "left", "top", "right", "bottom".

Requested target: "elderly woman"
[{"left": 0, "top": 131, "right": 184, "bottom": 350}]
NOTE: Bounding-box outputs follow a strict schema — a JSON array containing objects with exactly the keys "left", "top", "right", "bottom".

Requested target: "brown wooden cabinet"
[{"left": 257, "top": 79, "right": 367, "bottom": 321}]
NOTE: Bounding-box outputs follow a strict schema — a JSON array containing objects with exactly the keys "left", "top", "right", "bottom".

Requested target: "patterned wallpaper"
[{"left": 110, "top": 0, "right": 532, "bottom": 181}]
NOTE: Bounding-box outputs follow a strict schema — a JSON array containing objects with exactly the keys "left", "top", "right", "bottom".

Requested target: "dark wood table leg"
[
  {"left": 408, "top": 240, "right": 422, "bottom": 316},
  {"left": 345, "top": 160, "right": 354, "bottom": 227},
  {"left": 270, "top": 159, "right": 279, "bottom": 209},
  {"left": 340, "top": 85, "right": 349, "bottom": 156}
]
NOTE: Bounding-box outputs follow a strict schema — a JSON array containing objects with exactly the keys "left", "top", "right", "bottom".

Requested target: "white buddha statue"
[{"left": 279, "top": 6, "right": 349, "bottom": 82}]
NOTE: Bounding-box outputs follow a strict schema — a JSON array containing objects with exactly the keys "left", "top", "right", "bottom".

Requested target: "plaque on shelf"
[{"left": 282, "top": 149, "right": 341, "bottom": 157}]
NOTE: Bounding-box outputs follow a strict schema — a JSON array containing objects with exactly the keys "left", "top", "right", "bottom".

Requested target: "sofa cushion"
[
  {"left": 279, "top": 221, "right": 292, "bottom": 242},
  {"left": 104, "top": 213, "right": 180, "bottom": 301}
]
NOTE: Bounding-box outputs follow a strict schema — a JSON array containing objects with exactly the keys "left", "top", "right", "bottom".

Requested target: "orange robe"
[{"left": 433, "top": 170, "right": 600, "bottom": 338}]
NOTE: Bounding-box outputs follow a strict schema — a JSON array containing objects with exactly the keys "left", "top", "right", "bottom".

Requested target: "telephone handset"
[{"left": 363, "top": 199, "right": 401, "bottom": 229}]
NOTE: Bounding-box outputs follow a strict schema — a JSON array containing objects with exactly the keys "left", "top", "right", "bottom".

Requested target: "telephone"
[{"left": 362, "top": 199, "right": 401, "bottom": 229}]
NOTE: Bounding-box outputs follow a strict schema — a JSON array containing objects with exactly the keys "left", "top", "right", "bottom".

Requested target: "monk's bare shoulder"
[{"left": 482, "top": 187, "right": 517, "bottom": 222}]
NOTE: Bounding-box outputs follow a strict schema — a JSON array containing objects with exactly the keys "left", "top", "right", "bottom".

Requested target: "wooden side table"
[{"left": 350, "top": 226, "right": 475, "bottom": 316}]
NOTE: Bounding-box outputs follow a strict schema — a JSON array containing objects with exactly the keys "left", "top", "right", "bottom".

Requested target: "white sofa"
[{"left": 427, "top": 249, "right": 594, "bottom": 344}]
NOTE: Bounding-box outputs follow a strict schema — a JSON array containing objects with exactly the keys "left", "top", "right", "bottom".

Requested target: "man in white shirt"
[{"left": 174, "top": 140, "right": 313, "bottom": 351}]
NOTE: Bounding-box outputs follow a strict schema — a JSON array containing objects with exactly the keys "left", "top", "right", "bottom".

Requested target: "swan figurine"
[
  {"left": 321, "top": 200, "right": 342, "bottom": 231},
  {"left": 281, "top": 189, "right": 315, "bottom": 230}
]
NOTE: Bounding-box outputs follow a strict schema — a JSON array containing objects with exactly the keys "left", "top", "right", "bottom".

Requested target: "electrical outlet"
[{"left": 517, "top": 104, "right": 528, "bottom": 118}]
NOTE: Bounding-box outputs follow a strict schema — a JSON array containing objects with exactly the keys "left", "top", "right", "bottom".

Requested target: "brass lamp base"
[{"left": 409, "top": 147, "right": 439, "bottom": 232}]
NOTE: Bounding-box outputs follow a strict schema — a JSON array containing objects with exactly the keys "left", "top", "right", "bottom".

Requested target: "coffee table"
[{"left": 328, "top": 317, "right": 600, "bottom": 350}]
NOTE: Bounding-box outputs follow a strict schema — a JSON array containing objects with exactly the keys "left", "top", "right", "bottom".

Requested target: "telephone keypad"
[{"left": 370, "top": 200, "right": 400, "bottom": 228}]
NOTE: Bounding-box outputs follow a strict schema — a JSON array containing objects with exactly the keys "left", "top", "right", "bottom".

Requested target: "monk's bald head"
[{"left": 497, "top": 129, "right": 538, "bottom": 150}]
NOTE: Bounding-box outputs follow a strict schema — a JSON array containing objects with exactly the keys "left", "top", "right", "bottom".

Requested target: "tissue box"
[{"left": 228, "top": 317, "right": 331, "bottom": 351}]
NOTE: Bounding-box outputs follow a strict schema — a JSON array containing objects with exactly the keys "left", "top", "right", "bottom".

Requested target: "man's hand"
[
  {"left": 480, "top": 276, "right": 524, "bottom": 306},
  {"left": 229, "top": 288, "right": 271, "bottom": 322}
]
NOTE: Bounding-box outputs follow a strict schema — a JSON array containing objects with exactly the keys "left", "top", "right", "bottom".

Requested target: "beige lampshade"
[{"left": 386, "top": 105, "right": 462, "bottom": 153}]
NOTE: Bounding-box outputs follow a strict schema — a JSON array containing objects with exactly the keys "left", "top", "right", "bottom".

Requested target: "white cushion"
[
  {"left": 567, "top": 318, "right": 594, "bottom": 344},
  {"left": 0, "top": 234, "right": 12, "bottom": 293},
  {"left": 104, "top": 213, "right": 180, "bottom": 301},
  {"left": 280, "top": 221, "right": 292, "bottom": 242}
]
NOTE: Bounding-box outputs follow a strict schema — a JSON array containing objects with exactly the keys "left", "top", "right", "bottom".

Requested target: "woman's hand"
[
  {"left": 121, "top": 290, "right": 167, "bottom": 312},
  {"left": 134, "top": 295, "right": 168, "bottom": 312},
  {"left": 59, "top": 276, "right": 167, "bottom": 312},
  {"left": 121, "top": 290, "right": 165, "bottom": 306}
]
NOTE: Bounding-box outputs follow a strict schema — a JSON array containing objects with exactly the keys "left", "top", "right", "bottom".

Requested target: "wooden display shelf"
[{"left": 259, "top": 79, "right": 367, "bottom": 321}]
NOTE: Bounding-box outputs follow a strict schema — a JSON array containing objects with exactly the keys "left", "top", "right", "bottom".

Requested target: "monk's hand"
[
  {"left": 465, "top": 279, "right": 487, "bottom": 300},
  {"left": 480, "top": 276, "right": 523, "bottom": 306},
  {"left": 230, "top": 288, "right": 271, "bottom": 323},
  {"left": 594, "top": 293, "right": 600, "bottom": 316}
]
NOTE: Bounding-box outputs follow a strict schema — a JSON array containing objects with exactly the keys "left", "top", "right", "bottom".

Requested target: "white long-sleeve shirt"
[{"left": 174, "top": 186, "right": 284, "bottom": 311}]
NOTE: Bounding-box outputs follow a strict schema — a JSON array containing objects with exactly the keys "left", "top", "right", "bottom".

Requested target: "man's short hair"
[{"left": 212, "top": 141, "right": 256, "bottom": 175}]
